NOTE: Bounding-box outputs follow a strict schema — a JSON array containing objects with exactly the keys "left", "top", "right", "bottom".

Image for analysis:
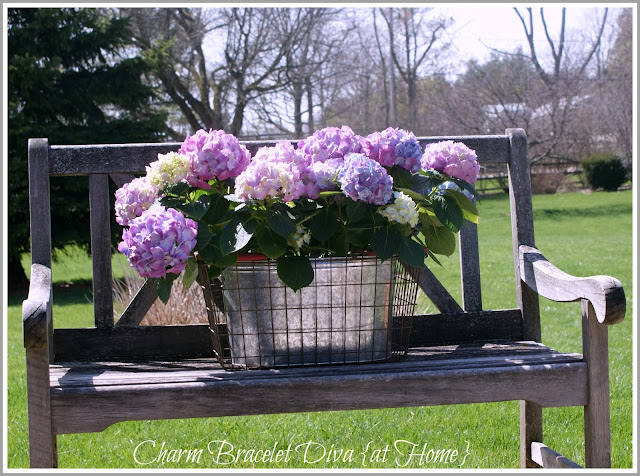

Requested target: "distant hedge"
[{"left": 582, "top": 152, "right": 627, "bottom": 191}]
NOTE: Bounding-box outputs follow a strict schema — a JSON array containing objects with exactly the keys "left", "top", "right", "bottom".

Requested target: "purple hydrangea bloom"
[
  {"left": 421, "top": 141, "right": 480, "bottom": 184},
  {"left": 118, "top": 206, "right": 198, "bottom": 279},
  {"left": 437, "top": 181, "right": 476, "bottom": 205},
  {"left": 234, "top": 142, "right": 313, "bottom": 201},
  {"left": 114, "top": 177, "right": 159, "bottom": 226},
  {"left": 309, "top": 158, "right": 344, "bottom": 192},
  {"left": 179, "top": 129, "right": 251, "bottom": 187},
  {"left": 337, "top": 153, "right": 393, "bottom": 205},
  {"left": 297, "top": 125, "right": 363, "bottom": 163},
  {"left": 362, "top": 127, "right": 423, "bottom": 173}
]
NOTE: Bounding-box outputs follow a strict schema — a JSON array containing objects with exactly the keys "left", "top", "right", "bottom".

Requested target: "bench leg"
[
  {"left": 582, "top": 300, "right": 611, "bottom": 468},
  {"left": 25, "top": 348, "right": 58, "bottom": 468},
  {"left": 520, "top": 400, "right": 543, "bottom": 467}
]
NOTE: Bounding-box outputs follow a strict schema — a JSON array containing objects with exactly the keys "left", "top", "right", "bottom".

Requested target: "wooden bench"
[{"left": 23, "top": 128, "right": 626, "bottom": 468}]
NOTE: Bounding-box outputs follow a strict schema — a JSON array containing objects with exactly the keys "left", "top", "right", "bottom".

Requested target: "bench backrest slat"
[
  {"left": 506, "top": 129, "right": 540, "bottom": 341},
  {"left": 48, "top": 135, "right": 511, "bottom": 176},
  {"left": 28, "top": 130, "right": 537, "bottom": 361},
  {"left": 89, "top": 174, "right": 115, "bottom": 328},
  {"left": 52, "top": 309, "right": 524, "bottom": 361},
  {"left": 458, "top": 223, "right": 482, "bottom": 311}
]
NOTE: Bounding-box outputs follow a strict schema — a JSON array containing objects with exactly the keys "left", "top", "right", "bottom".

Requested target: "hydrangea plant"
[{"left": 115, "top": 127, "right": 480, "bottom": 300}]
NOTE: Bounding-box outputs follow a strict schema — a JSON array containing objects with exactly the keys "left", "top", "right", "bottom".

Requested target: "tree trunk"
[
  {"left": 305, "top": 77, "right": 314, "bottom": 135},
  {"left": 293, "top": 81, "right": 304, "bottom": 138},
  {"left": 408, "top": 75, "right": 417, "bottom": 131}
]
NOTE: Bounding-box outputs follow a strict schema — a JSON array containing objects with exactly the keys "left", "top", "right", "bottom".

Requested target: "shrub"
[
  {"left": 530, "top": 172, "right": 566, "bottom": 194},
  {"left": 582, "top": 152, "right": 627, "bottom": 191}
]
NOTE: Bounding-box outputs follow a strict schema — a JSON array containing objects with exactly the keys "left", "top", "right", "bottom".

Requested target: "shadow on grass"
[
  {"left": 9, "top": 280, "right": 94, "bottom": 307},
  {"left": 534, "top": 203, "right": 633, "bottom": 220}
]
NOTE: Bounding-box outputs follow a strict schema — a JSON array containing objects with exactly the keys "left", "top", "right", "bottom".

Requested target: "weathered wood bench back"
[
  {"left": 23, "top": 128, "right": 625, "bottom": 469},
  {"left": 30, "top": 132, "right": 525, "bottom": 362}
]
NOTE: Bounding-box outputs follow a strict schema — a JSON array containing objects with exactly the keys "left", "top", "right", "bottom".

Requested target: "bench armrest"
[
  {"left": 519, "top": 245, "right": 625, "bottom": 325},
  {"left": 22, "top": 263, "right": 53, "bottom": 349}
]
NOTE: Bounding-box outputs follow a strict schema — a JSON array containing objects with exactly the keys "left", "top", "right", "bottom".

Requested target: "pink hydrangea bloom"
[
  {"left": 234, "top": 142, "right": 314, "bottom": 201},
  {"left": 362, "top": 127, "right": 423, "bottom": 173},
  {"left": 297, "top": 125, "right": 363, "bottom": 163},
  {"left": 337, "top": 153, "right": 393, "bottom": 205},
  {"left": 118, "top": 206, "right": 198, "bottom": 279},
  {"left": 179, "top": 129, "right": 251, "bottom": 187},
  {"left": 421, "top": 141, "right": 480, "bottom": 184},
  {"left": 114, "top": 177, "right": 159, "bottom": 226}
]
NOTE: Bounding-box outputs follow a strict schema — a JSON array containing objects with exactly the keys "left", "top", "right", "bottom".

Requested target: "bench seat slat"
[
  {"left": 51, "top": 345, "right": 582, "bottom": 388},
  {"left": 49, "top": 341, "right": 586, "bottom": 435}
]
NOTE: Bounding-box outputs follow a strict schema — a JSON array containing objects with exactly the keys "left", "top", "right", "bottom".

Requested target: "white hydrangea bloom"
[
  {"left": 378, "top": 191, "right": 419, "bottom": 228},
  {"left": 292, "top": 225, "right": 312, "bottom": 249},
  {"left": 146, "top": 152, "right": 191, "bottom": 189}
]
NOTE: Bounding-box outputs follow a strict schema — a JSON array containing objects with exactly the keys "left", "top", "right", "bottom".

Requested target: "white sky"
[
  {"left": 201, "top": 3, "right": 629, "bottom": 71},
  {"left": 438, "top": 4, "right": 625, "bottom": 64}
]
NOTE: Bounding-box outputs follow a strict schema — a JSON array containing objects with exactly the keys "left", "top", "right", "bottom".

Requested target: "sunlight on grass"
[{"left": 7, "top": 190, "right": 633, "bottom": 469}]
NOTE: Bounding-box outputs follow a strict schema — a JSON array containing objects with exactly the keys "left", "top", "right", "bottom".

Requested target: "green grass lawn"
[{"left": 6, "top": 190, "right": 634, "bottom": 469}]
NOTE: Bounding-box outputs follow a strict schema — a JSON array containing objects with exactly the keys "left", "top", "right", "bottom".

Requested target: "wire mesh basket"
[{"left": 198, "top": 253, "right": 419, "bottom": 370}]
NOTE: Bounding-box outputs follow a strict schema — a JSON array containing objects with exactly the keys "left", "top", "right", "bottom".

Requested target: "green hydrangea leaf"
[
  {"left": 277, "top": 255, "right": 314, "bottom": 292},
  {"left": 265, "top": 208, "right": 297, "bottom": 238},
  {"left": 220, "top": 216, "right": 256, "bottom": 255},
  {"left": 308, "top": 208, "right": 338, "bottom": 241},
  {"left": 397, "top": 236, "right": 426, "bottom": 267},
  {"left": 432, "top": 193, "right": 464, "bottom": 232},
  {"left": 444, "top": 189, "right": 479, "bottom": 224},
  {"left": 201, "top": 194, "right": 230, "bottom": 225},
  {"left": 371, "top": 227, "right": 403, "bottom": 262},
  {"left": 181, "top": 258, "right": 199, "bottom": 290},
  {"left": 157, "top": 273, "right": 178, "bottom": 304},
  {"left": 256, "top": 226, "right": 288, "bottom": 259},
  {"left": 420, "top": 224, "right": 456, "bottom": 256}
]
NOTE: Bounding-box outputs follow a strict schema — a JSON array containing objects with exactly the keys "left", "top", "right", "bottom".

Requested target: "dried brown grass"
[{"left": 113, "top": 264, "right": 208, "bottom": 326}]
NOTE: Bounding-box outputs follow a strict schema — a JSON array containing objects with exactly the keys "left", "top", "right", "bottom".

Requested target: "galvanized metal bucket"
[{"left": 200, "top": 254, "right": 418, "bottom": 369}]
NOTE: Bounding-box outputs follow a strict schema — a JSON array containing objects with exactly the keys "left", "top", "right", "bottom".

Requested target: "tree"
[
  {"left": 127, "top": 8, "right": 327, "bottom": 138},
  {"left": 8, "top": 8, "right": 167, "bottom": 293},
  {"left": 597, "top": 9, "right": 633, "bottom": 172},
  {"left": 248, "top": 8, "right": 351, "bottom": 138},
  {"left": 509, "top": 7, "right": 610, "bottom": 162},
  {"left": 381, "top": 8, "right": 450, "bottom": 131}
]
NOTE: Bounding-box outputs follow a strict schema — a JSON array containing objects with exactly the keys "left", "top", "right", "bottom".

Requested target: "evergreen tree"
[{"left": 8, "top": 8, "right": 168, "bottom": 293}]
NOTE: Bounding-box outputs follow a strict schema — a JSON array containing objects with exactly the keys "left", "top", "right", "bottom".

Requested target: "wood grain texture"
[
  {"left": 520, "top": 401, "right": 543, "bottom": 468},
  {"left": 531, "top": 442, "right": 582, "bottom": 468},
  {"left": 48, "top": 136, "right": 510, "bottom": 176},
  {"left": 582, "top": 300, "right": 611, "bottom": 468},
  {"left": 26, "top": 348, "right": 58, "bottom": 467},
  {"left": 418, "top": 135, "right": 511, "bottom": 163},
  {"left": 458, "top": 223, "right": 482, "bottom": 311},
  {"left": 520, "top": 245, "right": 625, "bottom": 325},
  {"left": 50, "top": 342, "right": 586, "bottom": 435},
  {"left": 25, "top": 139, "right": 58, "bottom": 467},
  {"left": 409, "top": 309, "right": 523, "bottom": 346},
  {"left": 114, "top": 279, "right": 159, "bottom": 327},
  {"left": 506, "top": 128, "right": 540, "bottom": 342},
  {"left": 28, "top": 138, "right": 52, "bottom": 268},
  {"left": 506, "top": 128, "right": 543, "bottom": 468},
  {"left": 53, "top": 325, "right": 216, "bottom": 362},
  {"left": 54, "top": 310, "right": 522, "bottom": 362},
  {"left": 109, "top": 173, "right": 137, "bottom": 188},
  {"left": 23, "top": 264, "right": 52, "bottom": 351},
  {"left": 89, "top": 174, "right": 114, "bottom": 328}
]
